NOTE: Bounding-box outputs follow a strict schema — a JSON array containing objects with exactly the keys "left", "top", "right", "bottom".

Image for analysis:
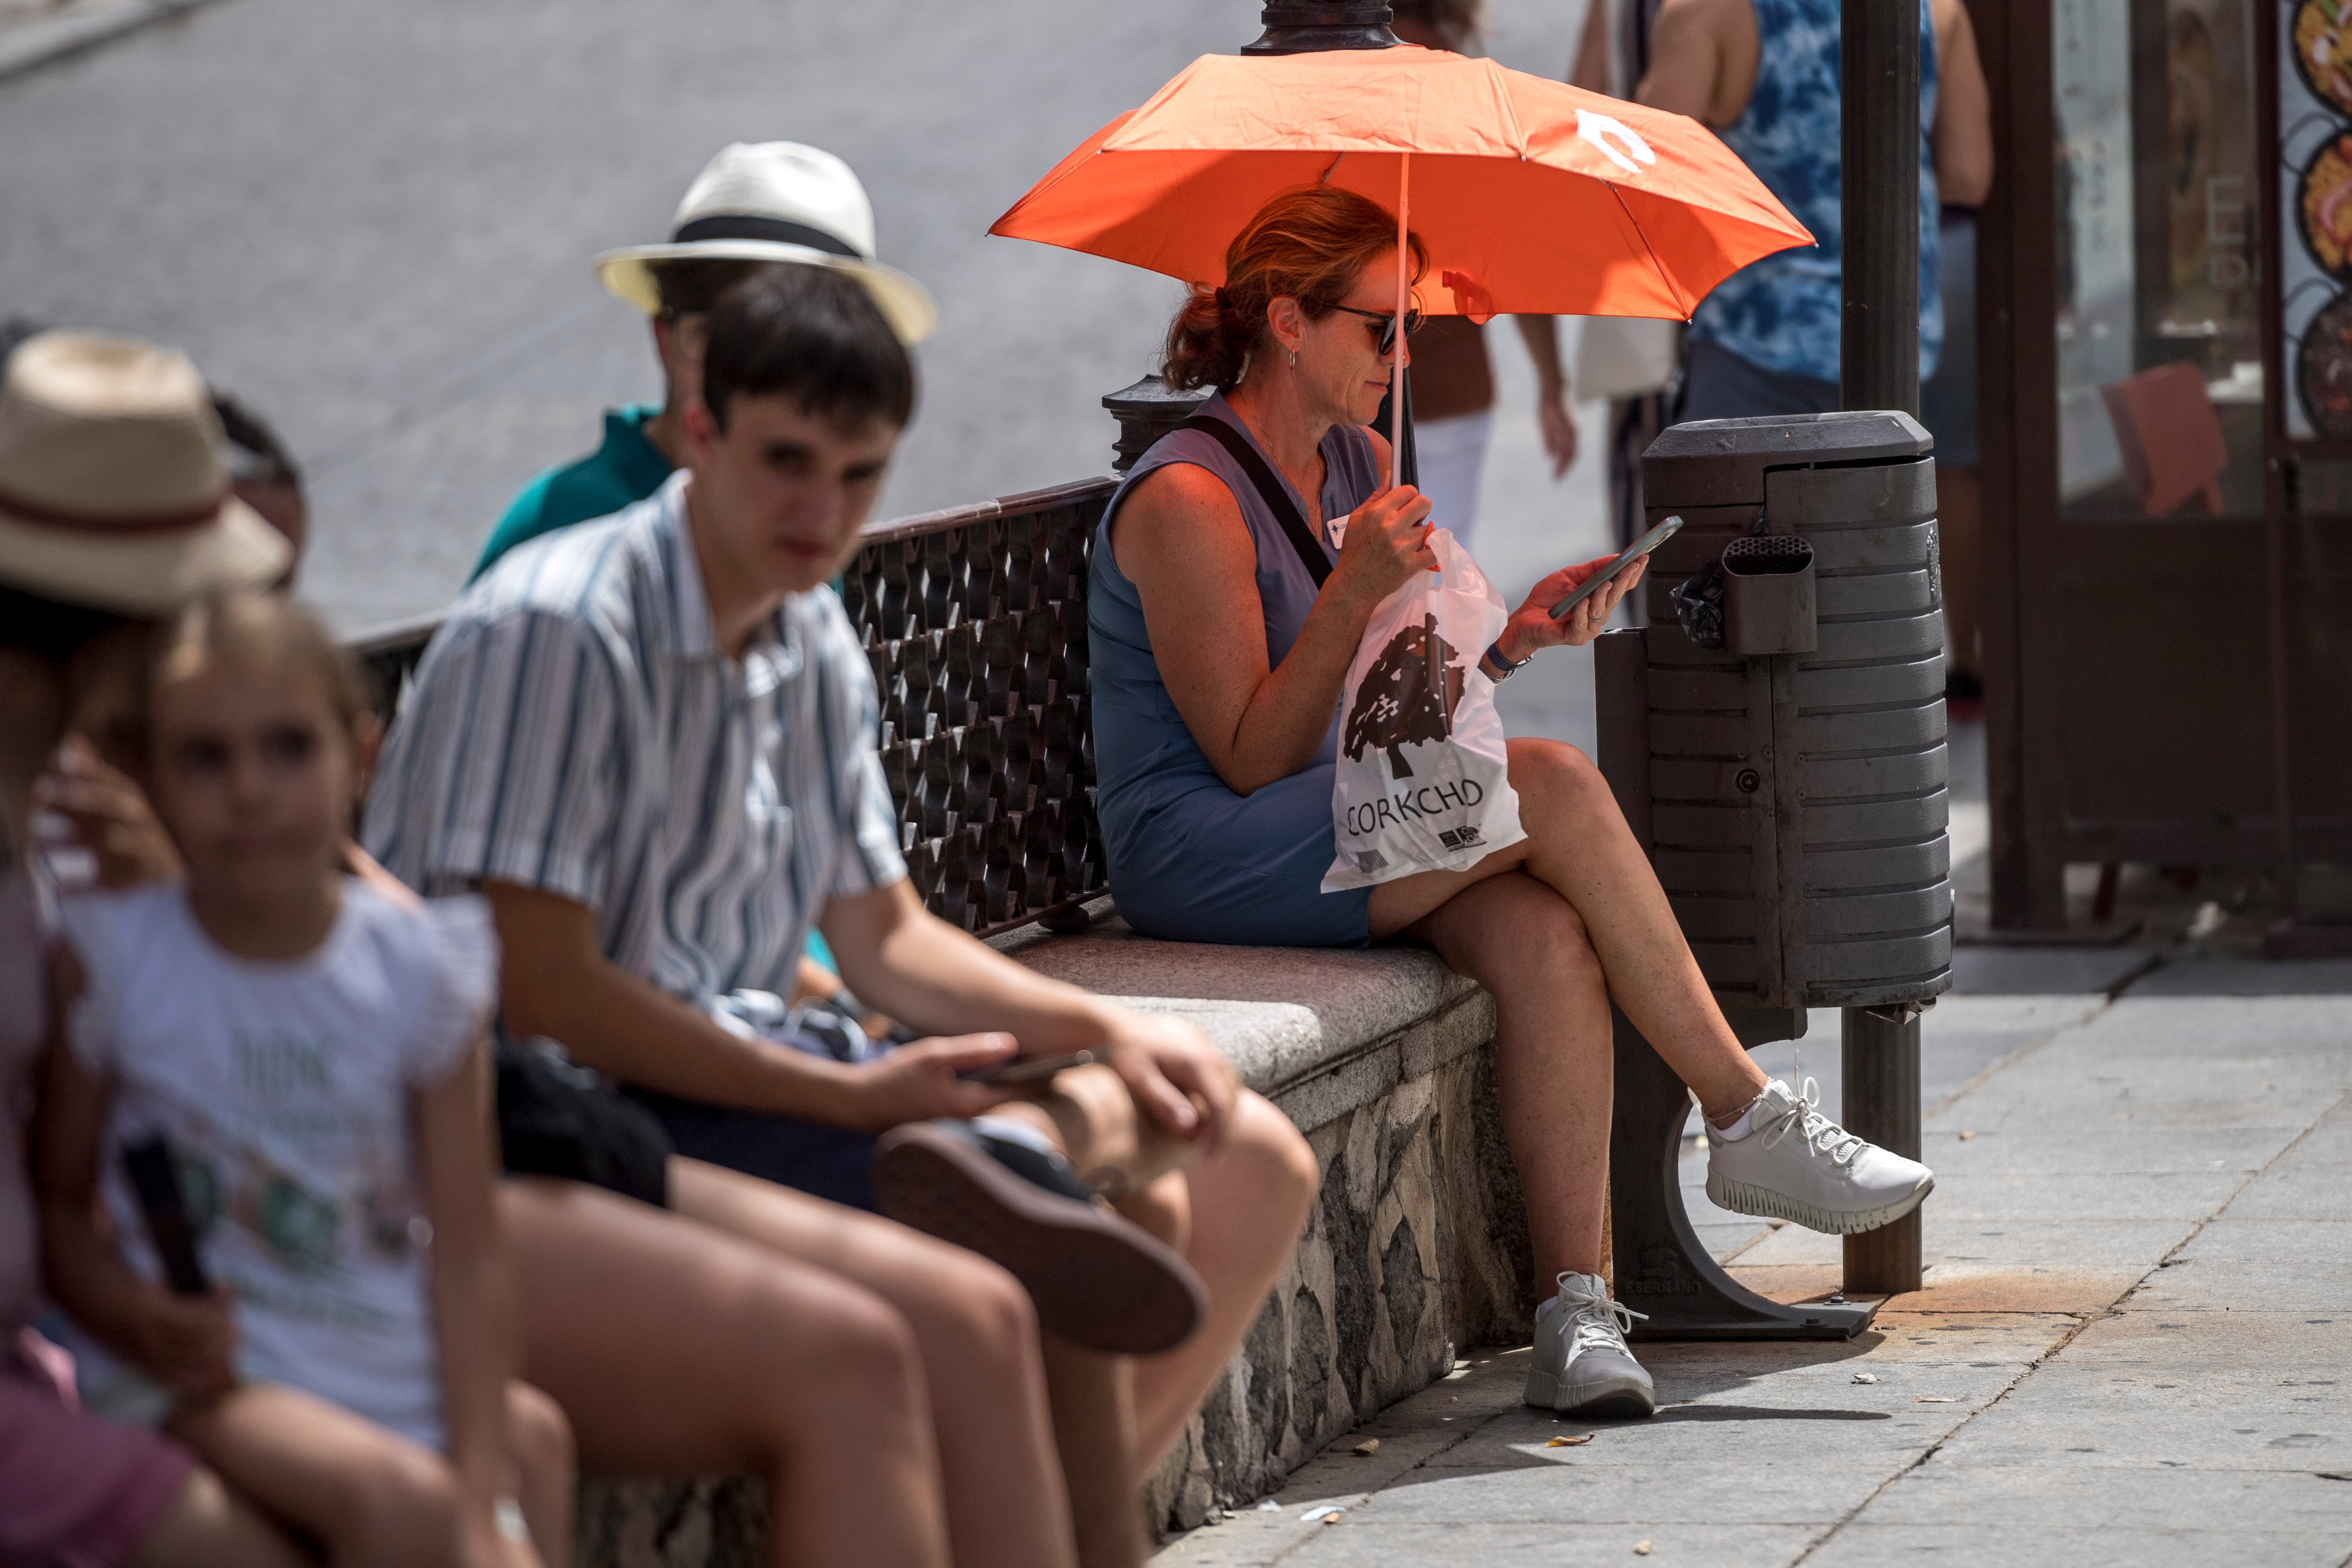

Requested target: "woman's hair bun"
[{"left": 1160, "top": 186, "right": 1425, "bottom": 393}]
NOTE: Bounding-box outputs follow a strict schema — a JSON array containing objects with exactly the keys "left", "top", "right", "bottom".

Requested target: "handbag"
[{"left": 495, "top": 1036, "right": 672, "bottom": 1207}]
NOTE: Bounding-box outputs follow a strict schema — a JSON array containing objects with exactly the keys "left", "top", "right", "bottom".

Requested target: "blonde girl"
[{"left": 35, "top": 593, "right": 570, "bottom": 1567}]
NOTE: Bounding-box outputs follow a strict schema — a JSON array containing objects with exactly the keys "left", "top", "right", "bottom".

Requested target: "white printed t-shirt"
[{"left": 60, "top": 879, "right": 494, "bottom": 1450}]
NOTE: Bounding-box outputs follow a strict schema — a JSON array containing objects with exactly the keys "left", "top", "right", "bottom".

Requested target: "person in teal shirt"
[
  {"left": 471, "top": 402, "right": 674, "bottom": 580},
  {"left": 475, "top": 141, "right": 938, "bottom": 984}
]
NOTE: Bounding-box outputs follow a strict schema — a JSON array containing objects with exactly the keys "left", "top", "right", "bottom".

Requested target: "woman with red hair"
[{"left": 1089, "top": 186, "right": 1937, "bottom": 1421}]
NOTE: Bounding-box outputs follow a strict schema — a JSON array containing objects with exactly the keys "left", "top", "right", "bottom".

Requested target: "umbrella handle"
[{"left": 1393, "top": 150, "right": 1411, "bottom": 479}]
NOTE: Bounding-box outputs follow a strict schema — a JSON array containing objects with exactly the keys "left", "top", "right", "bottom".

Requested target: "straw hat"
[
  {"left": 0, "top": 332, "right": 290, "bottom": 615},
  {"left": 595, "top": 142, "right": 940, "bottom": 344}
]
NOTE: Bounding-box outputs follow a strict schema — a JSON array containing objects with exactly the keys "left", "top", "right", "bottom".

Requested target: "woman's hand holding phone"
[{"left": 1497, "top": 553, "right": 1649, "bottom": 660}]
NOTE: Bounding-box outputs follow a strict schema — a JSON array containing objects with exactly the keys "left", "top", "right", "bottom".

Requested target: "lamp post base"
[
  {"left": 1610, "top": 1008, "right": 1880, "bottom": 1341},
  {"left": 1841, "top": 1003, "right": 1925, "bottom": 1295}
]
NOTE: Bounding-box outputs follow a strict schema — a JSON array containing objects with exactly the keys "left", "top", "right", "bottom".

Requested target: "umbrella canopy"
[{"left": 990, "top": 44, "right": 1811, "bottom": 322}]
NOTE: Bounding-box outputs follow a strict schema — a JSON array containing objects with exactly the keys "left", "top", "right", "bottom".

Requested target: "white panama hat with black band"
[
  {"left": 0, "top": 331, "right": 289, "bottom": 617},
  {"left": 594, "top": 141, "right": 939, "bottom": 344}
]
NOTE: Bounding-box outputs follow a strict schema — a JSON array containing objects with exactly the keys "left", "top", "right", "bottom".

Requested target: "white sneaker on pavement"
[
  {"left": 1522, "top": 1271, "right": 1655, "bottom": 1418},
  {"left": 1705, "top": 1077, "right": 1934, "bottom": 1235}
]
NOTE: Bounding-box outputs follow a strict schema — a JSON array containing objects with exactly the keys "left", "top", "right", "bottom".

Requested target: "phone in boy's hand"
[
  {"left": 121, "top": 1135, "right": 209, "bottom": 1296},
  {"left": 959, "top": 1049, "right": 1100, "bottom": 1087}
]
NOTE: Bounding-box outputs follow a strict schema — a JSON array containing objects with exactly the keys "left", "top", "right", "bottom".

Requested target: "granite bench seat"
[
  {"left": 1000, "top": 913, "right": 1534, "bottom": 1528},
  {"left": 575, "top": 914, "right": 1533, "bottom": 1562},
  {"left": 1000, "top": 912, "right": 1484, "bottom": 1122}
]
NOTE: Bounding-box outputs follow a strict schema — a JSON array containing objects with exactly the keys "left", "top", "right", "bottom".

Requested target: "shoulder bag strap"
[{"left": 1177, "top": 414, "right": 1333, "bottom": 589}]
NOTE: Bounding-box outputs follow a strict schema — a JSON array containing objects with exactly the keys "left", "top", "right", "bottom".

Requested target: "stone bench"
[{"left": 572, "top": 912, "right": 1535, "bottom": 1561}]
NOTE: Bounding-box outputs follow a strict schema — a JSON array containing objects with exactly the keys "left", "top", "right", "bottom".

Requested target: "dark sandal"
[{"left": 871, "top": 1120, "right": 1208, "bottom": 1355}]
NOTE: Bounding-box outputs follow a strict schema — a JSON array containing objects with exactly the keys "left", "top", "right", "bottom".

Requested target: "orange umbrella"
[{"left": 991, "top": 44, "right": 1811, "bottom": 451}]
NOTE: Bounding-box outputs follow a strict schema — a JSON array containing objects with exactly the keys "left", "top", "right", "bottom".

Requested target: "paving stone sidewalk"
[{"left": 1155, "top": 985, "right": 2352, "bottom": 1568}]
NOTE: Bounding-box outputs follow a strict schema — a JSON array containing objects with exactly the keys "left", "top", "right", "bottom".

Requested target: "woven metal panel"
[{"left": 839, "top": 479, "right": 1117, "bottom": 936}]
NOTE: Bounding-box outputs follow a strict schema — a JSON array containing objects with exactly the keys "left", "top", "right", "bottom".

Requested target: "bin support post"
[{"left": 1841, "top": 1003, "right": 1924, "bottom": 1294}]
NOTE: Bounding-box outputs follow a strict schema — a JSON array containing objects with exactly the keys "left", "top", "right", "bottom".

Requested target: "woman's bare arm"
[
  {"left": 1110, "top": 442, "right": 1434, "bottom": 797},
  {"left": 1931, "top": 0, "right": 1994, "bottom": 207}
]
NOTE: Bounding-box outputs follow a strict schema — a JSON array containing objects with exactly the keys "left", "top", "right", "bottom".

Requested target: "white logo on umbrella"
[{"left": 1577, "top": 110, "right": 1658, "bottom": 177}]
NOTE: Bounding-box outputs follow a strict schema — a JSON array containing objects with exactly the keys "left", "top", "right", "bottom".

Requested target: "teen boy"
[{"left": 370, "top": 267, "right": 1317, "bottom": 1567}]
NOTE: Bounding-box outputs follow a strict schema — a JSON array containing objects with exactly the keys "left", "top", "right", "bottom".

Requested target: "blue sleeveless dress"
[
  {"left": 1686, "top": 0, "right": 1943, "bottom": 384},
  {"left": 1089, "top": 394, "right": 1383, "bottom": 948}
]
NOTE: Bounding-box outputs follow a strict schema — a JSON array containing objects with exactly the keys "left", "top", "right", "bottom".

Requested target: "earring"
[{"left": 1288, "top": 349, "right": 1297, "bottom": 368}]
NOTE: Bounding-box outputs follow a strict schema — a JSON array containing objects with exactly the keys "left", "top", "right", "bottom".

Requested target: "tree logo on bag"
[{"left": 1344, "top": 613, "right": 1467, "bottom": 779}]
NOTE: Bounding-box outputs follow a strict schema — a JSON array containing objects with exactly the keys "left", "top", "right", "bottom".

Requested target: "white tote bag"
[
  {"left": 1322, "top": 530, "right": 1526, "bottom": 891},
  {"left": 1573, "top": 315, "right": 1680, "bottom": 402}
]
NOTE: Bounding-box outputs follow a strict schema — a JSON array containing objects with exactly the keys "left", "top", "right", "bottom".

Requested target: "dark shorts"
[
  {"left": 1920, "top": 209, "right": 1979, "bottom": 465},
  {"left": 495, "top": 1039, "right": 673, "bottom": 1208},
  {"left": 628, "top": 1028, "right": 886, "bottom": 1212}
]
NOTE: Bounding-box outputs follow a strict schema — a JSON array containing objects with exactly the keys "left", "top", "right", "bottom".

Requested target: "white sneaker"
[
  {"left": 1522, "top": 1271, "right": 1655, "bottom": 1418},
  {"left": 1705, "top": 1077, "right": 1935, "bottom": 1235}
]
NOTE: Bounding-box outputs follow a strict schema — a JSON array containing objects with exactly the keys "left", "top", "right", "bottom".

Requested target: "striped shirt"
[{"left": 363, "top": 472, "right": 905, "bottom": 1024}]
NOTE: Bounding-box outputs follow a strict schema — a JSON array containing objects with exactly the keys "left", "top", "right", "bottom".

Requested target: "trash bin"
[
  {"left": 1597, "top": 410, "right": 1951, "bottom": 1336},
  {"left": 1609, "top": 410, "right": 1953, "bottom": 1016}
]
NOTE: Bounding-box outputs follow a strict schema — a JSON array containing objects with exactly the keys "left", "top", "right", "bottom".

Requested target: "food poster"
[{"left": 2284, "top": 0, "right": 2352, "bottom": 440}]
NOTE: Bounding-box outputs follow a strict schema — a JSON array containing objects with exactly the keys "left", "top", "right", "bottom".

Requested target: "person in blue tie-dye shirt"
[{"left": 1641, "top": 0, "right": 1991, "bottom": 420}]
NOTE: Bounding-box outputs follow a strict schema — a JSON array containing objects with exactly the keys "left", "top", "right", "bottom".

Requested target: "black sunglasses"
[{"left": 1329, "top": 304, "right": 1424, "bottom": 356}]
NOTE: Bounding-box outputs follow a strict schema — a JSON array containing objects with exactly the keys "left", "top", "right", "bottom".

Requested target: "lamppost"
[
  {"left": 1840, "top": 0, "right": 1928, "bottom": 1297},
  {"left": 1240, "top": 1, "right": 1400, "bottom": 55},
  {"left": 1105, "top": 3, "right": 1419, "bottom": 482}
]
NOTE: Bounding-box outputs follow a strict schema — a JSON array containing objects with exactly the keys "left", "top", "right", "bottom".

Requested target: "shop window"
[{"left": 2052, "top": 0, "right": 2264, "bottom": 517}]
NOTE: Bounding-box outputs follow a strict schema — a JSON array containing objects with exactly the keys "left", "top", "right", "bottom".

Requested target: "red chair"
[{"left": 2100, "top": 359, "right": 2228, "bottom": 515}]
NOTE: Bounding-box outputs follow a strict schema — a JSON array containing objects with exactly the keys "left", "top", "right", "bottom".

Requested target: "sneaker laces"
[
  {"left": 1554, "top": 1273, "right": 1647, "bottom": 1357},
  {"left": 1755, "top": 1077, "right": 1867, "bottom": 1167}
]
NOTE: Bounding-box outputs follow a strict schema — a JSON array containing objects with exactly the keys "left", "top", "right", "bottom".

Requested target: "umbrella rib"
[
  {"left": 1610, "top": 182, "right": 1691, "bottom": 319},
  {"left": 1485, "top": 56, "right": 1531, "bottom": 157}
]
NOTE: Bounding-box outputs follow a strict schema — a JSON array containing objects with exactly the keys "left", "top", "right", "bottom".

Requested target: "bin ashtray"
[{"left": 1722, "top": 534, "right": 1817, "bottom": 655}]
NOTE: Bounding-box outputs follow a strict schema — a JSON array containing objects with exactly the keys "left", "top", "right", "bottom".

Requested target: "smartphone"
[
  {"left": 961, "top": 1049, "right": 1101, "bottom": 1087},
  {"left": 1548, "top": 515, "right": 1683, "bottom": 620},
  {"left": 121, "top": 1135, "right": 209, "bottom": 1296}
]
